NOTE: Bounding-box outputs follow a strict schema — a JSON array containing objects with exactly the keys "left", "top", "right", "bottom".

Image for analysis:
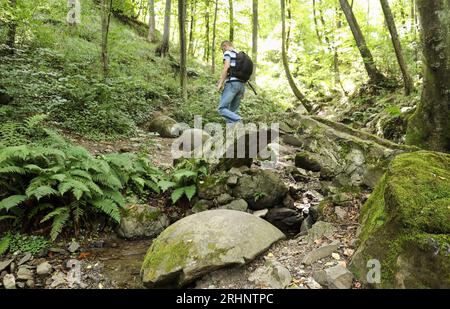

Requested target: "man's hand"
[{"left": 216, "top": 81, "right": 224, "bottom": 93}]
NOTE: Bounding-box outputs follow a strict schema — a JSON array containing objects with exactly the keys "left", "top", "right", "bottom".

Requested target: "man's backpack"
[{"left": 230, "top": 51, "right": 254, "bottom": 82}]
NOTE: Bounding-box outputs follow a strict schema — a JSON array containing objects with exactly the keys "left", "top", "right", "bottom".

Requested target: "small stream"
[{"left": 86, "top": 239, "right": 152, "bottom": 289}]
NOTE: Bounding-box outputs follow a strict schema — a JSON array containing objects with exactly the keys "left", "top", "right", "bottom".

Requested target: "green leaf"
[
  {"left": 0, "top": 234, "right": 11, "bottom": 256},
  {"left": 91, "top": 199, "right": 120, "bottom": 223},
  {"left": 49, "top": 208, "right": 70, "bottom": 241},
  {"left": 0, "top": 195, "right": 28, "bottom": 211},
  {"left": 0, "top": 165, "right": 26, "bottom": 174},
  {"left": 184, "top": 185, "right": 196, "bottom": 201},
  {"left": 171, "top": 188, "right": 185, "bottom": 204},
  {"left": 173, "top": 169, "right": 197, "bottom": 182},
  {"left": 0, "top": 215, "right": 17, "bottom": 221},
  {"left": 157, "top": 180, "right": 176, "bottom": 192},
  {"left": 26, "top": 185, "right": 58, "bottom": 201},
  {"left": 131, "top": 176, "right": 145, "bottom": 189}
]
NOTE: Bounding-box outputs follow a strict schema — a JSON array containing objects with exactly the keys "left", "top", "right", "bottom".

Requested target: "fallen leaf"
[{"left": 78, "top": 252, "right": 91, "bottom": 260}]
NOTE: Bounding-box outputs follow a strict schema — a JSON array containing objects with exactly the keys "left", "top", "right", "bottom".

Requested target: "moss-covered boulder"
[
  {"left": 280, "top": 114, "right": 415, "bottom": 188},
  {"left": 147, "top": 115, "right": 181, "bottom": 138},
  {"left": 116, "top": 204, "right": 170, "bottom": 240},
  {"left": 140, "top": 209, "right": 285, "bottom": 288},
  {"left": 350, "top": 151, "right": 450, "bottom": 288},
  {"left": 232, "top": 169, "right": 289, "bottom": 210}
]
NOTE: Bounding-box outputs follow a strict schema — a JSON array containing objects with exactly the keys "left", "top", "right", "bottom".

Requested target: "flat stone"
[
  {"left": 313, "top": 265, "right": 354, "bottom": 289},
  {"left": 17, "top": 266, "right": 34, "bottom": 281},
  {"left": 334, "top": 206, "right": 347, "bottom": 221},
  {"left": 219, "top": 199, "right": 248, "bottom": 212},
  {"left": 68, "top": 240, "right": 80, "bottom": 253},
  {"left": 18, "top": 253, "right": 32, "bottom": 266},
  {"left": 252, "top": 209, "right": 268, "bottom": 218},
  {"left": 306, "top": 221, "right": 334, "bottom": 244},
  {"left": 0, "top": 259, "right": 13, "bottom": 272},
  {"left": 302, "top": 241, "right": 340, "bottom": 265},
  {"left": 248, "top": 260, "right": 292, "bottom": 289}
]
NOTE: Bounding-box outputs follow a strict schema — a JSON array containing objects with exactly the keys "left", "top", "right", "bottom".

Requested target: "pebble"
[
  {"left": 37, "top": 262, "right": 53, "bottom": 275},
  {"left": 68, "top": 240, "right": 80, "bottom": 253},
  {"left": 18, "top": 253, "right": 32, "bottom": 266},
  {"left": 3, "top": 274, "right": 16, "bottom": 289}
]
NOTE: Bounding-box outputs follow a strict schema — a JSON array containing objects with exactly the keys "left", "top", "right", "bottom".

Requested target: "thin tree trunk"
[
  {"left": 252, "top": 0, "right": 258, "bottom": 81},
  {"left": 406, "top": 0, "right": 450, "bottom": 152},
  {"left": 188, "top": 0, "right": 196, "bottom": 56},
  {"left": 204, "top": 0, "right": 211, "bottom": 62},
  {"left": 101, "top": 0, "right": 113, "bottom": 78},
  {"left": 7, "top": 0, "right": 17, "bottom": 52},
  {"left": 339, "top": 0, "right": 388, "bottom": 85},
  {"left": 211, "top": 0, "right": 218, "bottom": 73},
  {"left": 147, "top": 0, "right": 157, "bottom": 42},
  {"left": 379, "top": 0, "right": 414, "bottom": 95},
  {"left": 158, "top": 0, "right": 171, "bottom": 57},
  {"left": 229, "top": 0, "right": 234, "bottom": 41},
  {"left": 281, "top": 0, "right": 311, "bottom": 112},
  {"left": 313, "top": 0, "right": 323, "bottom": 44},
  {"left": 286, "top": 0, "right": 292, "bottom": 51},
  {"left": 334, "top": 2, "right": 346, "bottom": 94},
  {"left": 179, "top": 0, "right": 188, "bottom": 100}
]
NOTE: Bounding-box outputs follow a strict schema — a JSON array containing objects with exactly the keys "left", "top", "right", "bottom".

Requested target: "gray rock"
[
  {"left": 17, "top": 281, "right": 25, "bottom": 288},
  {"left": 302, "top": 241, "right": 340, "bottom": 265},
  {"left": 3, "top": 274, "right": 16, "bottom": 289},
  {"left": 68, "top": 240, "right": 80, "bottom": 253},
  {"left": 331, "top": 193, "right": 352, "bottom": 205},
  {"left": 252, "top": 209, "right": 268, "bottom": 218},
  {"left": 313, "top": 265, "right": 354, "bottom": 289},
  {"left": 37, "top": 262, "right": 52, "bottom": 275},
  {"left": 295, "top": 151, "right": 322, "bottom": 172},
  {"left": 228, "top": 167, "right": 243, "bottom": 176},
  {"left": 141, "top": 209, "right": 285, "bottom": 288},
  {"left": 174, "top": 128, "right": 211, "bottom": 153},
  {"left": 305, "top": 277, "right": 322, "bottom": 289},
  {"left": 18, "top": 253, "right": 32, "bottom": 266},
  {"left": 116, "top": 204, "right": 170, "bottom": 239},
  {"left": 219, "top": 199, "right": 248, "bottom": 212},
  {"left": 17, "top": 266, "right": 34, "bottom": 281},
  {"left": 148, "top": 116, "right": 180, "bottom": 138},
  {"left": 232, "top": 169, "right": 288, "bottom": 210},
  {"left": 0, "top": 259, "right": 13, "bottom": 272},
  {"left": 226, "top": 175, "right": 239, "bottom": 186},
  {"left": 26, "top": 279, "right": 35, "bottom": 288},
  {"left": 192, "top": 199, "right": 214, "bottom": 213},
  {"left": 248, "top": 260, "right": 292, "bottom": 289},
  {"left": 306, "top": 221, "right": 334, "bottom": 244},
  {"left": 334, "top": 206, "right": 347, "bottom": 221},
  {"left": 282, "top": 134, "right": 302, "bottom": 147},
  {"left": 265, "top": 208, "right": 302, "bottom": 236},
  {"left": 216, "top": 193, "right": 234, "bottom": 205},
  {"left": 197, "top": 179, "right": 230, "bottom": 200}
]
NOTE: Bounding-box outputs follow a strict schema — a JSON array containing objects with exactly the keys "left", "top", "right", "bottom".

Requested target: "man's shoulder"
[{"left": 224, "top": 50, "right": 238, "bottom": 57}]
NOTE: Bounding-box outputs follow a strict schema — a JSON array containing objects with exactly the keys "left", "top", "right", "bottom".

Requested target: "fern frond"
[
  {"left": 49, "top": 208, "right": 70, "bottom": 241},
  {"left": 0, "top": 195, "right": 28, "bottom": 211},
  {"left": 103, "top": 190, "right": 125, "bottom": 208},
  {"left": 0, "top": 234, "right": 11, "bottom": 255},
  {"left": 26, "top": 185, "right": 58, "bottom": 201},
  {"left": 91, "top": 199, "right": 120, "bottom": 223},
  {"left": 58, "top": 179, "right": 90, "bottom": 196},
  {"left": 0, "top": 165, "right": 27, "bottom": 174}
]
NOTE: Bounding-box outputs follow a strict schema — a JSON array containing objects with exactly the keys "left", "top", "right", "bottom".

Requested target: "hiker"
[{"left": 216, "top": 41, "right": 253, "bottom": 124}]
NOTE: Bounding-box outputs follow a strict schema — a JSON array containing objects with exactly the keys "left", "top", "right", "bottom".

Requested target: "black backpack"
[{"left": 230, "top": 51, "right": 254, "bottom": 82}]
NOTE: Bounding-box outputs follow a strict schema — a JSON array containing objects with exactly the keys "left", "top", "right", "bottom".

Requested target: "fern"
[
  {"left": 0, "top": 195, "right": 27, "bottom": 211},
  {"left": 91, "top": 199, "right": 120, "bottom": 223},
  {"left": 26, "top": 185, "right": 59, "bottom": 201},
  {"left": 0, "top": 234, "right": 11, "bottom": 256}
]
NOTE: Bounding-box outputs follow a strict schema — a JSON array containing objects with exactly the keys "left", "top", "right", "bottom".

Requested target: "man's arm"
[{"left": 217, "top": 60, "right": 231, "bottom": 92}]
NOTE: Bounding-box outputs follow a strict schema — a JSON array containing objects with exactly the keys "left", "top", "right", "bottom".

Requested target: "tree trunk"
[
  {"left": 252, "top": 0, "right": 258, "bottom": 81},
  {"left": 158, "top": 0, "right": 171, "bottom": 57},
  {"left": 204, "top": 0, "right": 211, "bottom": 62},
  {"left": 188, "top": 0, "right": 196, "bottom": 56},
  {"left": 339, "top": 0, "right": 388, "bottom": 85},
  {"left": 406, "top": 0, "right": 450, "bottom": 152},
  {"left": 379, "top": 0, "right": 414, "bottom": 95},
  {"left": 211, "top": 0, "right": 218, "bottom": 73},
  {"left": 286, "top": 0, "right": 292, "bottom": 51},
  {"left": 7, "top": 0, "right": 17, "bottom": 52},
  {"left": 312, "top": 0, "right": 323, "bottom": 44},
  {"left": 179, "top": 0, "right": 188, "bottom": 100},
  {"left": 280, "top": 0, "right": 311, "bottom": 112},
  {"left": 147, "top": 0, "right": 157, "bottom": 42},
  {"left": 229, "top": 0, "right": 234, "bottom": 41},
  {"left": 101, "top": 0, "right": 113, "bottom": 78}
]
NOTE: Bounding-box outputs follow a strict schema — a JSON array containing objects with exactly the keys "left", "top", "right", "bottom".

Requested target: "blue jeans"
[{"left": 218, "top": 81, "right": 245, "bottom": 123}]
